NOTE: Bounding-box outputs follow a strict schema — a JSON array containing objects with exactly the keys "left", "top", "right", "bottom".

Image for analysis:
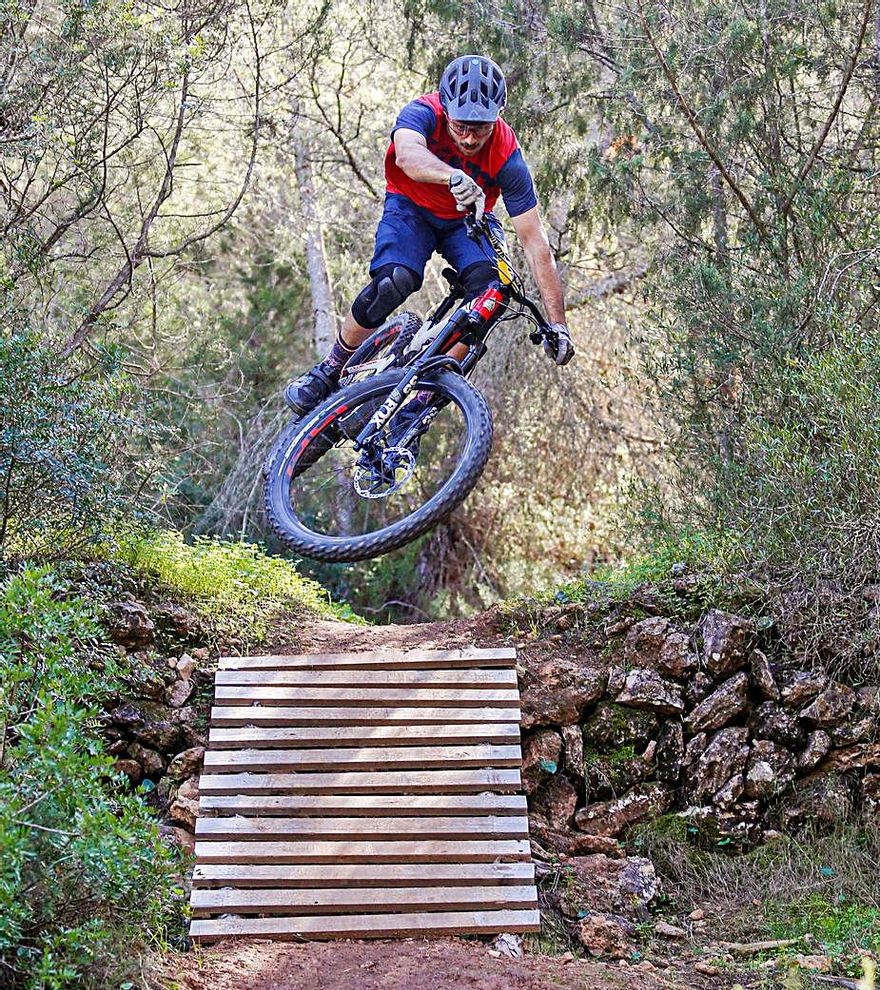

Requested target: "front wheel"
[{"left": 264, "top": 369, "right": 493, "bottom": 562}]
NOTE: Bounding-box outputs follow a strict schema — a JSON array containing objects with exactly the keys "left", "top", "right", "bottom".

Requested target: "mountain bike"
[{"left": 264, "top": 213, "right": 561, "bottom": 562}]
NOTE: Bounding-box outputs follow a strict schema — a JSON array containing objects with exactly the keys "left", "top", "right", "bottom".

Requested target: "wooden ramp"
[{"left": 189, "top": 647, "right": 540, "bottom": 942}]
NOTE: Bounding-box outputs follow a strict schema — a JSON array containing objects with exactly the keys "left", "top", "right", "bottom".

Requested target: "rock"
[
  {"left": 520, "top": 660, "right": 606, "bottom": 729},
  {"left": 105, "top": 599, "right": 155, "bottom": 649},
  {"left": 856, "top": 685, "right": 880, "bottom": 712},
  {"left": 583, "top": 703, "right": 660, "bottom": 750},
  {"left": 694, "top": 961, "right": 720, "bottom": 975},
  {"left": 799, "top": 681, "right": 857, "bottom": 728},
  {"left": 575, "top": 782, "right": 673, "bottom": 836},
  {"left": 586, "top": 749, "right": 653, "bottom": 801},
  {"left": 815, "top": 741, "right": 880, "bottom": 773},
  {"left": 780, "top": 670, "right": 828, "bottom": 708},
  {"left": 169, "top": 776, "right": 199, "bottom": 830},
  {"left": 562, "top": 724, "right": 584, "bottom": 779},
  {"left": 560, "top": 855, "right": 659, "bottom": 922},
  {"left": 699, "top": 610, "right": 755, "bottom": 678},
  {"left": 176, "top": 654, "right": 195, "bottom": 680},
  {"left": 830, "top": 716, "right": 876, "bottom": 746},
  {"left": 606, "top": 666, "right": 626, "bottom": 696},
  {"left": 749, "top": 702, "right": 805, "bottom": 749},
  {"left": 778, "top": 773, "right": 854, "bottom": 830},
  {"left": 113, "top": 759, "right": 143, "bottom": 785},
  {"left": 691, "top": 728, "right": 750, "bottom": 803},
  {"left": 167, "top": 745, "right": 206, "bottom": 780},
  {"left": 750, "top": 650, "right": 780, "bottom": 701},
  {"left": 862, "top": 773, "right": 880, "bottom": 818},
  {"left": 529, "top": 817, "right": 624, "bottom": 857},
  {"left": 623, "top": 617, "right": 695, "bottom": 679},
  {"left": 166, "top": 678, "right": 194, "bottom": 708},
  {"left": 159, "top": 824, "right": 196, "bottom": 855},
  {"left": 684, "top": 732, "right": 709, "bottom": 775},
  {"left": 713, "top": 774, "right": 744, "bottom": 808},
  {"left": 538, "top": 774, "right": 578, "bottom": 828},
  {"left": 686, "top": 672, "right": 750, "bottom": 734},
  {"left": 152, "top": 602, "right": 202, "bottom": 637},
  {"left": 110, "top": 703, "right": 185, "bottom": 753},
  {"left": 685, "top": 800, "right": 763, "bottom": 846},
  {"left": 654, "top": 920, "right": 686, "bottom": 938},
  {"left": 616, "top": 670, "right": 684, "bottom": 716},
  {"left": 577, "top": 913, "right": 634, "bottom": 959},
  {"left": 793, "top": 954, "right": 831, "bottom": 973},
  {"left": 127, "top": 742, "right": 167, "bottom": 777},
  {"left": 743, "top": 740, "right": 796, "bottom": 800},
  {"left": 684, "top": 671, "right": 714, "bottom": 707},
  {"left": 689, "top": 909, "right": 705, "bottom": 921},
  {"left": 655, "top": 721, "right": 685, "bottom": 785},
  {"left": 190, "top": 647, "right": 210, "bottom": 662},
  {"left": 521, "top": 730, "right": 563, "bottom": 795},
  {"left": 797, "top": 730, "right": 831, "bottom": 772},
  {"left": 489, "top": 933, "right": 522, "bottom": 958}
]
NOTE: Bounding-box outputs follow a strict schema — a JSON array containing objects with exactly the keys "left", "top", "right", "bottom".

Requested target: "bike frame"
[{"left": 352, "top": 215, "right": 551, "bottom": 451}]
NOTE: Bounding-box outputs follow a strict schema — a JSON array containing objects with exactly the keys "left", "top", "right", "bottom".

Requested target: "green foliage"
[
  {"left": 115, "top": 529, "right": 357, "bottom": 640},
  {"left": 632, "top": 816, "right": 880, "bottom": 973},
  {"left": 546, "top": 0, "right": 880, "bottom": 662},
  {"left": 0, "top": 568, "right": 179, "bottom": 990},
  {"left": 768, "top": 896, "right": 880, "bottom": 968},
  {"left": 0, "top": 332, "right": 137, "bottom": 557}
]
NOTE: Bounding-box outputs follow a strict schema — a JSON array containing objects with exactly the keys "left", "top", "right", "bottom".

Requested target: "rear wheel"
[{"left": 264, "top": 368, "right": 492, "bottom": 562}]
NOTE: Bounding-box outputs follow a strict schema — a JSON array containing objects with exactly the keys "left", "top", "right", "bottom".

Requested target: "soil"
[{"left": 160, "top": 937, "right": 720, "bottom": 990}]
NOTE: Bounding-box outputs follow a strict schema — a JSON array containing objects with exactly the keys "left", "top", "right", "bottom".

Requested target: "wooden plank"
[
  {"left": 198, "top": 768, "right": 522, "bottom": 795},
  {"left": 203, "top": 745, "right": 521, "bottom": 774},
  {"left": 199, "top": 794, "right": 528, "bottom": 818},
  {"left": 215, "top": 668, "right": 517, "bottom": 687},
  {"left": 218, "top": 648, "right": 517, "bottom": 671},
  {"left": 210, "top": 706, "right": 521, "bottom": 727},
  {"left": 207, "top": 724, "right": 520, "bottom": 749},
  {"left": 213, "top": 686, "right": 521, "bottom": 708},
  {"left": 190, "top": 884, "right": 537, "bottom": 917},
  {"left": 195, "top": 815, "right": 529, "bottom": 841},
  {"left": 190, "top": 908, "right": 541, "bottom": 941},
  {"left": 191, "top": 862, "right": 536, "bottom": 889},
  {"left": 193, "top": 838, "right": 532, "bottom": 864}
]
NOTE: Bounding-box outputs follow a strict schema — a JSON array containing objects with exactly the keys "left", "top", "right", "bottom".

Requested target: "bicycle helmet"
[{"left": 439, "top": 55, "right": 507, "bottom": 123}]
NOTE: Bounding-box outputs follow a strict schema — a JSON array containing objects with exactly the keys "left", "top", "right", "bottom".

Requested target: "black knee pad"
[
  {"left": 351, "top": 265, "right": 422, "bottom": 329},
  {"left": 459, "top": 261, "right": 498, "bottom": 299}
]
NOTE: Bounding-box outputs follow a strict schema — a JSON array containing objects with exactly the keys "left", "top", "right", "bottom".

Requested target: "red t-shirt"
[{"left": 385, "top": 92, "right": 537, "bottom": 221}]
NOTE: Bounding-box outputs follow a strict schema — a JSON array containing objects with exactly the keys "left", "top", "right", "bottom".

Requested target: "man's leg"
[{"left": 284, "top": 196, "right": 434, "bottom": 415}]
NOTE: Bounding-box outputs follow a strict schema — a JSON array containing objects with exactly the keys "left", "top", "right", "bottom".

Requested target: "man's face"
[{"left": 446, "top": 116, "right": 495, "bottom": 157}]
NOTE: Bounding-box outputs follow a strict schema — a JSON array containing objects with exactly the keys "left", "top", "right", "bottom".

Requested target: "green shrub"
[
  {"left": 115, "top": 529, "right": 357, "bottom": 640},
  {"left": 0, "top": 332, "right": 137, "bottom": 559},
  {"left": 0, "top": 568, "right": 179, "bottom": 990}
]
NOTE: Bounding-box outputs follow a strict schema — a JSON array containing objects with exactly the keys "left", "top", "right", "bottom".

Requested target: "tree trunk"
[{"left": 291, "top": 121, "right": 337, "bottom": 355}]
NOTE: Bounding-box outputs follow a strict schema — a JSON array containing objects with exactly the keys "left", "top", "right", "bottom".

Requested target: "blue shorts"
[{"left": 370, "top": 193, "right": 507, "bottom": 279}]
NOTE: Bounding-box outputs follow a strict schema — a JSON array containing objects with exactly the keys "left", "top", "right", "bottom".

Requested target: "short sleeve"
[
  {"left": 497, "top": 148, "right": 538, "bottom": 217},
  {"left": 391, "top": 99, "right": 437, "bottom": 141}
]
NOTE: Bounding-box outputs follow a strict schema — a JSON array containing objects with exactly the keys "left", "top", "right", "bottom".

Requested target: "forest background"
[{"left": 7, "top": 0, "right": 880, "bottom": 640}]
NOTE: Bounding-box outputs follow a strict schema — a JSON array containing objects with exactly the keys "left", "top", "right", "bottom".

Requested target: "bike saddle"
[{"left": 441, "top": 268, "right": 465, "bottom": 298}]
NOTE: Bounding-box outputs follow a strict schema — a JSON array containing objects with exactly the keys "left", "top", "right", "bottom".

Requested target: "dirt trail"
[{"left": 162, "top": 936, "right": 688, "bottom": 990}]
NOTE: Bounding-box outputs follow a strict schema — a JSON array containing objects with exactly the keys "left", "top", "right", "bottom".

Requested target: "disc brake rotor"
[{"left": 353, "top": 446, "right": 417, "bottom": 499}]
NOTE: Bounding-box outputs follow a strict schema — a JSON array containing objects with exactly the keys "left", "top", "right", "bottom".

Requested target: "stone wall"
[{"left": 516, "top": 606, "right": 880, "bottom": 855}]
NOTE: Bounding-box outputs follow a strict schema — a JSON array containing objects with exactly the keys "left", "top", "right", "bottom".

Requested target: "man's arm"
[
  {"left": 394, "top": 129, "right": 455, "bottom": 184},
  {"left": 510, "top": 206, "right": 566, "bottom": 325}
]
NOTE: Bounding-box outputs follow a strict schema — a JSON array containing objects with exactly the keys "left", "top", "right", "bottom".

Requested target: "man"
[{"left": 285, "top": 53, "right": 573, "bottom": 417}]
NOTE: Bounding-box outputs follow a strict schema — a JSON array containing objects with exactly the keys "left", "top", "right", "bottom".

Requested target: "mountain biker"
[{"left": 284, "top": 53, "right": 574, "bottom": 421}]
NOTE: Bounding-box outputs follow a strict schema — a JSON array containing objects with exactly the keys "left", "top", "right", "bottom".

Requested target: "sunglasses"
[{"left": 447, "top": 119, "right": 495, "bottom": 139}]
